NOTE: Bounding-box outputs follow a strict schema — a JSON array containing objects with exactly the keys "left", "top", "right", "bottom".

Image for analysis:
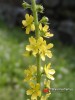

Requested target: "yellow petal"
[
  {"left": 47, "top": 43, "right": 53, "bottom": 49},
  {"left": 41, "top": 93, "right": 51, "bottom": 100},
  {"left": 44, "top": 79, "right": 50, "bottom": 88},
  {"left": 31, "top": 93, "right": 37, "bottom": 100},
  {"left": 43, "top": 25, "right": 49, "bottom": 32},
  {"left": 26, "top": 90, "right": 33, "bottom": 95},
  {"left": 25, "top": 14, "right": 29, "bottom": 20},
  {"left": 39, "top": 23, "right": 42, "bottom": 30},
  {"left": 45, "top": 93, "right": 51, "bottom": 99},
  {"left": 22, "top": 20, "right": 27, "bottom": 26},
  {"left": 44, "top": 65, "right": 47, "bottom": 72},
  {"left": 29, "top": 82, "right": 35, "bottom": 88},
  {"left": 35, "top": 84, "right": 40, "bottom": 90},
  {"left": 26, "top": 26, "right": 31, "bottom": 34},
  {"left": 46, "top": 51, "right": 52, "bottom": 58},
  {"left": 26, "top": 45, "right": 32, "bottom": 51},
  {"left": 29, "top": 36, "right": 36, "bottom": 44},
  {"left": 32, "top": 50, "right": 38, "bottom": 56},
  {"left": 38, "top": 37, "right": 43, "bottom": 43},
  {"left": 49, "top": 69, "right": 55, "bottom": 75},
  {"left": 40, "top": 53, "right": 45, "bottom": 61},
  {"left": 46, "top": 80, "right": 50, "bottom": 88},
  {"left": 30, "top": 15, "right": 34, "bottom": 22},
  {"left": 47, "top": 63, "right": 51, "bottom": 69},
  {"left": 41, "top": 96, "right": 45, "bottom": 100},
  {"left": 31, "top": 24, "right": 35, "bottom": 31},
  {"left": 37, "top": 90, "right": 41, "bottom": 97},
  {"left": 47, "top": 74, "right": 55, "bottom": 80},
  {"left": 44, "top": 32, "right": 54, "bottom": 38}
]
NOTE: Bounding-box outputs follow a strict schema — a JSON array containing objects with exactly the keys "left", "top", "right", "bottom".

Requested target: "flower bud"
[
  {"left": 36, "top": 5, "right": 44, "bottom": 13},
  {"left": 40, "top": 16, "right": 49, "bottom": 24},
  {"left": 22, "top": 2, "right": 31, "bottom": 9}
]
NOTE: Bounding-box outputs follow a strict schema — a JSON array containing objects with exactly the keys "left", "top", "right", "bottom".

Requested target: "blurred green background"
[
  {"left": 0, "top": 0, "right": 75, "bottom": 100},
  {"left": 0, "top": 20, "right": 75, "bottom": 100}
]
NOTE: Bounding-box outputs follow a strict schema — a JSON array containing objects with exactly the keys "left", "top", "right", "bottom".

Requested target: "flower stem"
[
  {"left": 31, "top": 0, "right": 41, "bottom": 99},
  {"left": 31, "top": 0, "right": 40, "bottom": 38},
  {"left": 36, "top": 54, "right": 41, "bottom": 83}
]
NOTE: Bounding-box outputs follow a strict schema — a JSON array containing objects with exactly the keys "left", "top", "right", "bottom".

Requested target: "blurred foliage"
[{"left": 0, "top": 20, "right": 75, "bottom": 100}]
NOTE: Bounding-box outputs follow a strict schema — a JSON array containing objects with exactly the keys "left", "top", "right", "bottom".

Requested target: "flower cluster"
[
  {"left": 22, "top": 0, "right": 55, "bottom": 100},
  {"left": 26, "top": 36, "right": 53, "bottom": 61}
]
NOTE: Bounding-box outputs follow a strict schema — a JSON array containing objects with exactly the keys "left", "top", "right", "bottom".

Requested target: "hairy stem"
[
  {"left": 31, "top": 0, "right": 40, "bottom": 38},
  {"left": 31, "top": 0, "right": 41, "bottom": 99}
]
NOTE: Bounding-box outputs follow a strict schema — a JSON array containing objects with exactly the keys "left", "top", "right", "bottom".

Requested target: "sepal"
[
  {"left": 36, "top": 5, "right": 44, "bottom": 13},
  {"left": 22, "top": 1, "right": 31, "bottom": 9},
  {"left": 40, "top": 16, "right": 49, "bottom": 24}
]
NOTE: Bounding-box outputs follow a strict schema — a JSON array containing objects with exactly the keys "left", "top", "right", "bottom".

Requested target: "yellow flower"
[
  {"left": 26, "top": 82, "right": 41, "bottom": 100},
  {"left": 44, "top": 63, "right": 55, "bottom": 80},
  {"left": 44, "top": 79, "right": 50, "bottom": 89},
  {"left": 26, "top": 36, "right": 39, "bottom": 56},
  {"left": 39, "top": 42, "right": 53, "bottom": 61},
  {"left": 24, "top": 65, "right": 37, "bottom": 82},
  {"left": 39, "top": 23, "right": 54, "bottom": 38},
  {"left": 41, "top": 93, "right": 51, "bottom": 100},
  {"left": 22, "top": 14, "right": 35, "bottom": 34},
  {"left": 26, "top": 36, "right": 53, "bottom": 61}
]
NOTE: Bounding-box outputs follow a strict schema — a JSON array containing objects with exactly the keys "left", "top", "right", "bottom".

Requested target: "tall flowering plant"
[{"left": 22, "top": 0, "right": 55, "bottom": 100}]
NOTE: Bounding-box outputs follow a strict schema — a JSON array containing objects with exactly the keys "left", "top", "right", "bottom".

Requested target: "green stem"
[
  {"left": 31, "top": 0, "right": 40, "bottom": 38},
  {"left": 31, "top": 0, "right": 41, "bottom": 99},
  {"left": 36, "top": 54, "right": 41, "bottom": 83}
]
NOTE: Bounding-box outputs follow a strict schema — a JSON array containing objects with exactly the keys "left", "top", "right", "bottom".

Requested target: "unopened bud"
[
  {"left": 40, "top": 16, "right": 49, "bottom": 24},
  {"left": 22, "top": 2, "right": 31, "bottom": 9},
  {"left": 36, "top": 5, "right": 44, "bottom": 13}
]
